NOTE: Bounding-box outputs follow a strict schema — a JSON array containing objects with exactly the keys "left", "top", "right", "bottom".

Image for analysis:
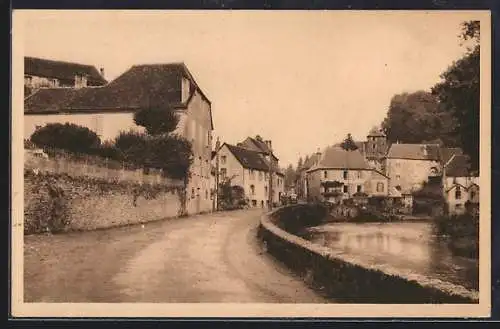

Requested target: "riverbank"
[{"left": 259, "top": 204, "right": 479, "bottom": 303}]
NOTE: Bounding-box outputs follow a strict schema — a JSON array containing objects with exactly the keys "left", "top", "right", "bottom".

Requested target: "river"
[{"left": 303, "top": 222, "right": 478, "bottom": 291}]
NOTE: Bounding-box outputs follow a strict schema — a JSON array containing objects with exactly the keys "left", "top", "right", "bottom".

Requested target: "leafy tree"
[
  {"left": 30, "top": 123, "right": 101, "bottom": 154},
  {"left": 381, "top": 91, "right": 458, "bottom": 145},
  {"left": 147, "top": 134, "right": 193, "bottom": 179},
  {"left": 340, "top": 133, "right": 358, "bottom": 151},
  {"left": 284, "top": 164, "right": 297, "bottom": 189},
  {"left": 133, "top": 107, "right": 179, "bottom": 136},
  {"left": 297, "top": 157, "right": 304, "bottom": 171},
  {"left": 432, "top": 20, "right": 480, "bottom": 172},
  {"left": 113, "top": 130, "right": 149, "bottom": 166}
]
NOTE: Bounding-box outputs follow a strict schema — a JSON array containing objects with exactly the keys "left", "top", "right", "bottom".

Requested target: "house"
[
  {"left": 296, "top": 151, "right": 322, "bottom": 201},
  {"left": 384, "top": 143, "right": 442, "bottom": 196},
  {"left": 24, "top": 62, "right": 214, "bottom": 215},
  {"left": 24, "top": 56, "right": 107, "bottom": 95},
  {"left": 443, "top": 154, "right": 479, "bottom": 215},
  {"left": 213, "top": 142, "right": 284, "bottom": 208},
  {"left": 305, "top": 146, "right": 389, "bottom": 204}
]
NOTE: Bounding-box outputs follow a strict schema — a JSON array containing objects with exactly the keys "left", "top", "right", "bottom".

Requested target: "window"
[
  {"left": 470, "top": 190, "right": 476, "bottom": 200},
  {"left": 357, "top": 185, "right": 362, "bottom": 193},
  {"left": 191, "top": 188, "right": 195, "bottom": 199},
  {"left": 372, "top": 144, "right": 376, "bottom": 150},
  {"left": 220, "top": 168, "right": 227, "bottom": 179},
  {"left": 250, "top": 169, "right": 255, "bottom": 179},
  {"left": 259, "top": 172, "right": 263, "bottom": 181},
  {"left": 455, "top": 203, "right": 463, "bottom": 209},
  {"left": 324, "top": 171, "right": 328, "bottom": 179},
  {"left": 357, "top": 171, "right": 363, "bottom": 179},
  {"left": 205, "top": 160, "right": 209, "bottom": 177},
  {"left": 376, "top": 182, "right": 384, "bottom": 192},
  {"left": 455, "top": 186, "right": 462, "bottom": 200},
  {"left": 343, "top": 170, "right": 348, "bottom": 180},
  {"left": 396, "top": 175, "right": 401, "bottom": 180},
  {"left": 343, "top": 185, "right": 348, "bottom": 193},
  {"left": 264, "top": 186, "right": 268, "bottom": 196},
  {"left": 250, "top": 185, "right": 255, "bottom": 195},
  {"left": 205, "top": 190, "right": 208, "bottom": 199}
]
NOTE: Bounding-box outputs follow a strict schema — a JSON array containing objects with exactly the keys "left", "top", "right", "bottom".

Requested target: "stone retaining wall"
[
  {"left": 258, "top": 205, "right": 479, "bottom": 303},
  {"left": 24, "top": 169, "right": 182, "bottom": 234}
]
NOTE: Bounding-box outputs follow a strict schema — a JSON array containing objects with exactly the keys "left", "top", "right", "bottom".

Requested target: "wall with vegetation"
[{"left": 24, "top": 169, "right": 183, "bottom": 234}]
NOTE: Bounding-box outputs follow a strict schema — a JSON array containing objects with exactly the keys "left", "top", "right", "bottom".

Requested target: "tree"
[
  {"left": 381, "top": 91, "right": 458, "bottom": 145},
  {"left": 147, "top": 134, "right": 193, "bottom": 180},
  {"left": 340, "top": 133, "right": 358, "bottom": 151},
  {"left": 113, "top": 130, "right": 149, "bottom": 166},
  {"left": 284, "top": 164, "right": 296, "bottom": 189},
  {"left": 30, "top": 123, "right": 101, "bottom": 154},
  {"left": 131, "top": 106, "right": 194, "bottom": 179},
  {"left": 297, "top": 157, "right": 303, "bottom": 170},
  {"left": 432, "top": 21, "right": 480, "bottom": 172},
  {"left": 133, "top": 107, "right": 179, "bottom": 136}
]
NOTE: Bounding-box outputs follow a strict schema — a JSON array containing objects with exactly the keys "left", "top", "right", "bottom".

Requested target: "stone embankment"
[{"left": 258, "top": 204, "right": 479, "bottom": 303}]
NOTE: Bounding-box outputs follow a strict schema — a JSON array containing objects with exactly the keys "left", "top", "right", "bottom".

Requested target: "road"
[{"left": 24, "top": 209, "right": 328, "bottom": 303}]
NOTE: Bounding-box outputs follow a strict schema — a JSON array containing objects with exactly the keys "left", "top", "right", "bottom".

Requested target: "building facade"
[
  {"left": 384, "top": 143, "right": 442, "bottom": 195},
  {"left": 305, "top": 146, "right": 389, "bottom": 203},
  {"left": 214, "top": 142, "right": 284, "bottom": 208},
  {"left": 442, "top": 154, "right": 479, "bottom": 215},
  {"left": 24, "top": 62, "right": 214, "bottom": 215},
  {"left": 24, "top": 56, "right": 107, "bottom": 95}
]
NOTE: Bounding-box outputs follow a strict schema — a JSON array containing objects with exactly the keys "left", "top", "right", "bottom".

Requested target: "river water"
[{"left": 303, "top": 222, "right": 478, "bottom": 291}]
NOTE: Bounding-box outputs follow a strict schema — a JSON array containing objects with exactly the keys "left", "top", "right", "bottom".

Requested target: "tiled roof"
[
  {"left": 445, "top": 154, "right": 471, "bottom": 177},
  {"left": 24, "top": 88, "right": 83, "bottom": 113},
  {"left": 441, "top": 147, "right": 463, "bottom": 165},
  {"left": 24, "top": 63, "right": 213, "bottom": 130},
  {"left": 25, "top": 56, "right": 107, "bottom": 86},
  {"left": 307, "top": 146, "right": 371, "bottom": 171},
  {"left": 386, "top": 143, "right": 441, "bottom": 161},
  {"left": 239, "top": 136, "right": 279, "bottom": 161},
  {"left": 225, "top": 144, "right": 270, "bottom": 171}
]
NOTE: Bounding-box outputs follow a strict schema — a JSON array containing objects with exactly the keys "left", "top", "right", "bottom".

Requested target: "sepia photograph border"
[{"left": 10, "top": 8, "right": 492, "bottom": 319}]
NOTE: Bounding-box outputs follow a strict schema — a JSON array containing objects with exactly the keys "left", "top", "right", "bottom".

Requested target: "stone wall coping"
[{"left": 260, "top": 208, "right": 479, "bottom": 302}]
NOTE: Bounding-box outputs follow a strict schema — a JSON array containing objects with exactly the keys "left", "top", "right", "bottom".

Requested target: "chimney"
[
  {"left": 315, "top": 147, "right": 322, "bottom": 165},
  {"left": 99, "top": 67, "right": 105, "bottom": 79},
  {"left": 265, "top": 140, "right": 272, "bottom": 152}
]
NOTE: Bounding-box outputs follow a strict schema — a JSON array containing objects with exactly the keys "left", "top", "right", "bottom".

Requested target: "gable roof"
[
  {"left": 24, "top": 88, "right": 83, "bottom": 113},
  {"left": 445, "top": 154, "right": 472, "bottom": 177},
  {"left": 386, "top": 143, "right": 441, "bottom": 161},
  {"left": 441, "top": 147, "right": 463, "bottom": 165},
  {"left": 24, "top": 62, "right": 214, "bottom": 129},
  {"left": 25, "top": 56, "right": 107, "bottom": 86},
  {"left": 224, "top": 144, "right": 270, "bottom": 171},
  {"left": 238, "top": 136, "right": 278, "bottom": 160},
  {"left": 307, "top": 146, "right": 371, "bottom": 172}
]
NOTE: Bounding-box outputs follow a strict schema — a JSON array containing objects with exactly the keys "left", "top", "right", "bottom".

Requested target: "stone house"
[
  {"left": 305, "top": 146, "right": 389, "bottom": 204},
  {"left": 384, "top": 143, "right": 442, "bottom": 196},
  {"left": 24, "top": 56, "right": 107, "bottom": 95},
  {"left": 442, "top": 154, "right": 479, "bottom": 215},
  {"left": 213, "top": 142, "right": 284, "bottom": 208},
  {"left": 24, "top": 62, "right": 214, "bottom": 215}
]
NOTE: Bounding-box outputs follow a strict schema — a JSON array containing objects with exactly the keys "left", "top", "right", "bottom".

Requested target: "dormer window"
[{"left": 74, "top": 74, "right": 87, "bottom": 88}]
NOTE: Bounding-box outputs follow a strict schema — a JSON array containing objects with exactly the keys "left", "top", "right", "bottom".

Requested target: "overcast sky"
[{"left": 19, "top": 10, "right": 476, "bottom": 167}]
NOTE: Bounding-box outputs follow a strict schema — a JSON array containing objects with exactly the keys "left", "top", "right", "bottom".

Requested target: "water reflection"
[{"left": 305, "top": 222, "right": 478, "bottom": 291}]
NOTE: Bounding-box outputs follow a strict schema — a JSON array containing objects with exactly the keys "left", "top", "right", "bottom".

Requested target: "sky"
[{"left": 18, "top": 10, "right": 478, "bottom": 167}]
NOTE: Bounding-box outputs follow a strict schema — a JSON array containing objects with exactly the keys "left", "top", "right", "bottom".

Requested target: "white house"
[
  {"left": 24, "top": 62, "right": 214, "bottom": 215},
  {"left": 442, "top": 154, "right": 479, "bottom": 215},
  {"left": 213, "top": 142, "right": 284, "bottom": 208},
  {"left": 305, "top": 146, "right": 389, "bottom": 203}
]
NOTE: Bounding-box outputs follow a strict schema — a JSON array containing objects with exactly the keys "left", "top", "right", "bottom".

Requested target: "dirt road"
[{"left": 24, "top": 209, "right": 328, "bottom": 303}]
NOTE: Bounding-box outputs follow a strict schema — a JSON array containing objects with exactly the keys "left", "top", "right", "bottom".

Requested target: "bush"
[{"left": 30, "top": 123, "right": 101, "bottom": 154}]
